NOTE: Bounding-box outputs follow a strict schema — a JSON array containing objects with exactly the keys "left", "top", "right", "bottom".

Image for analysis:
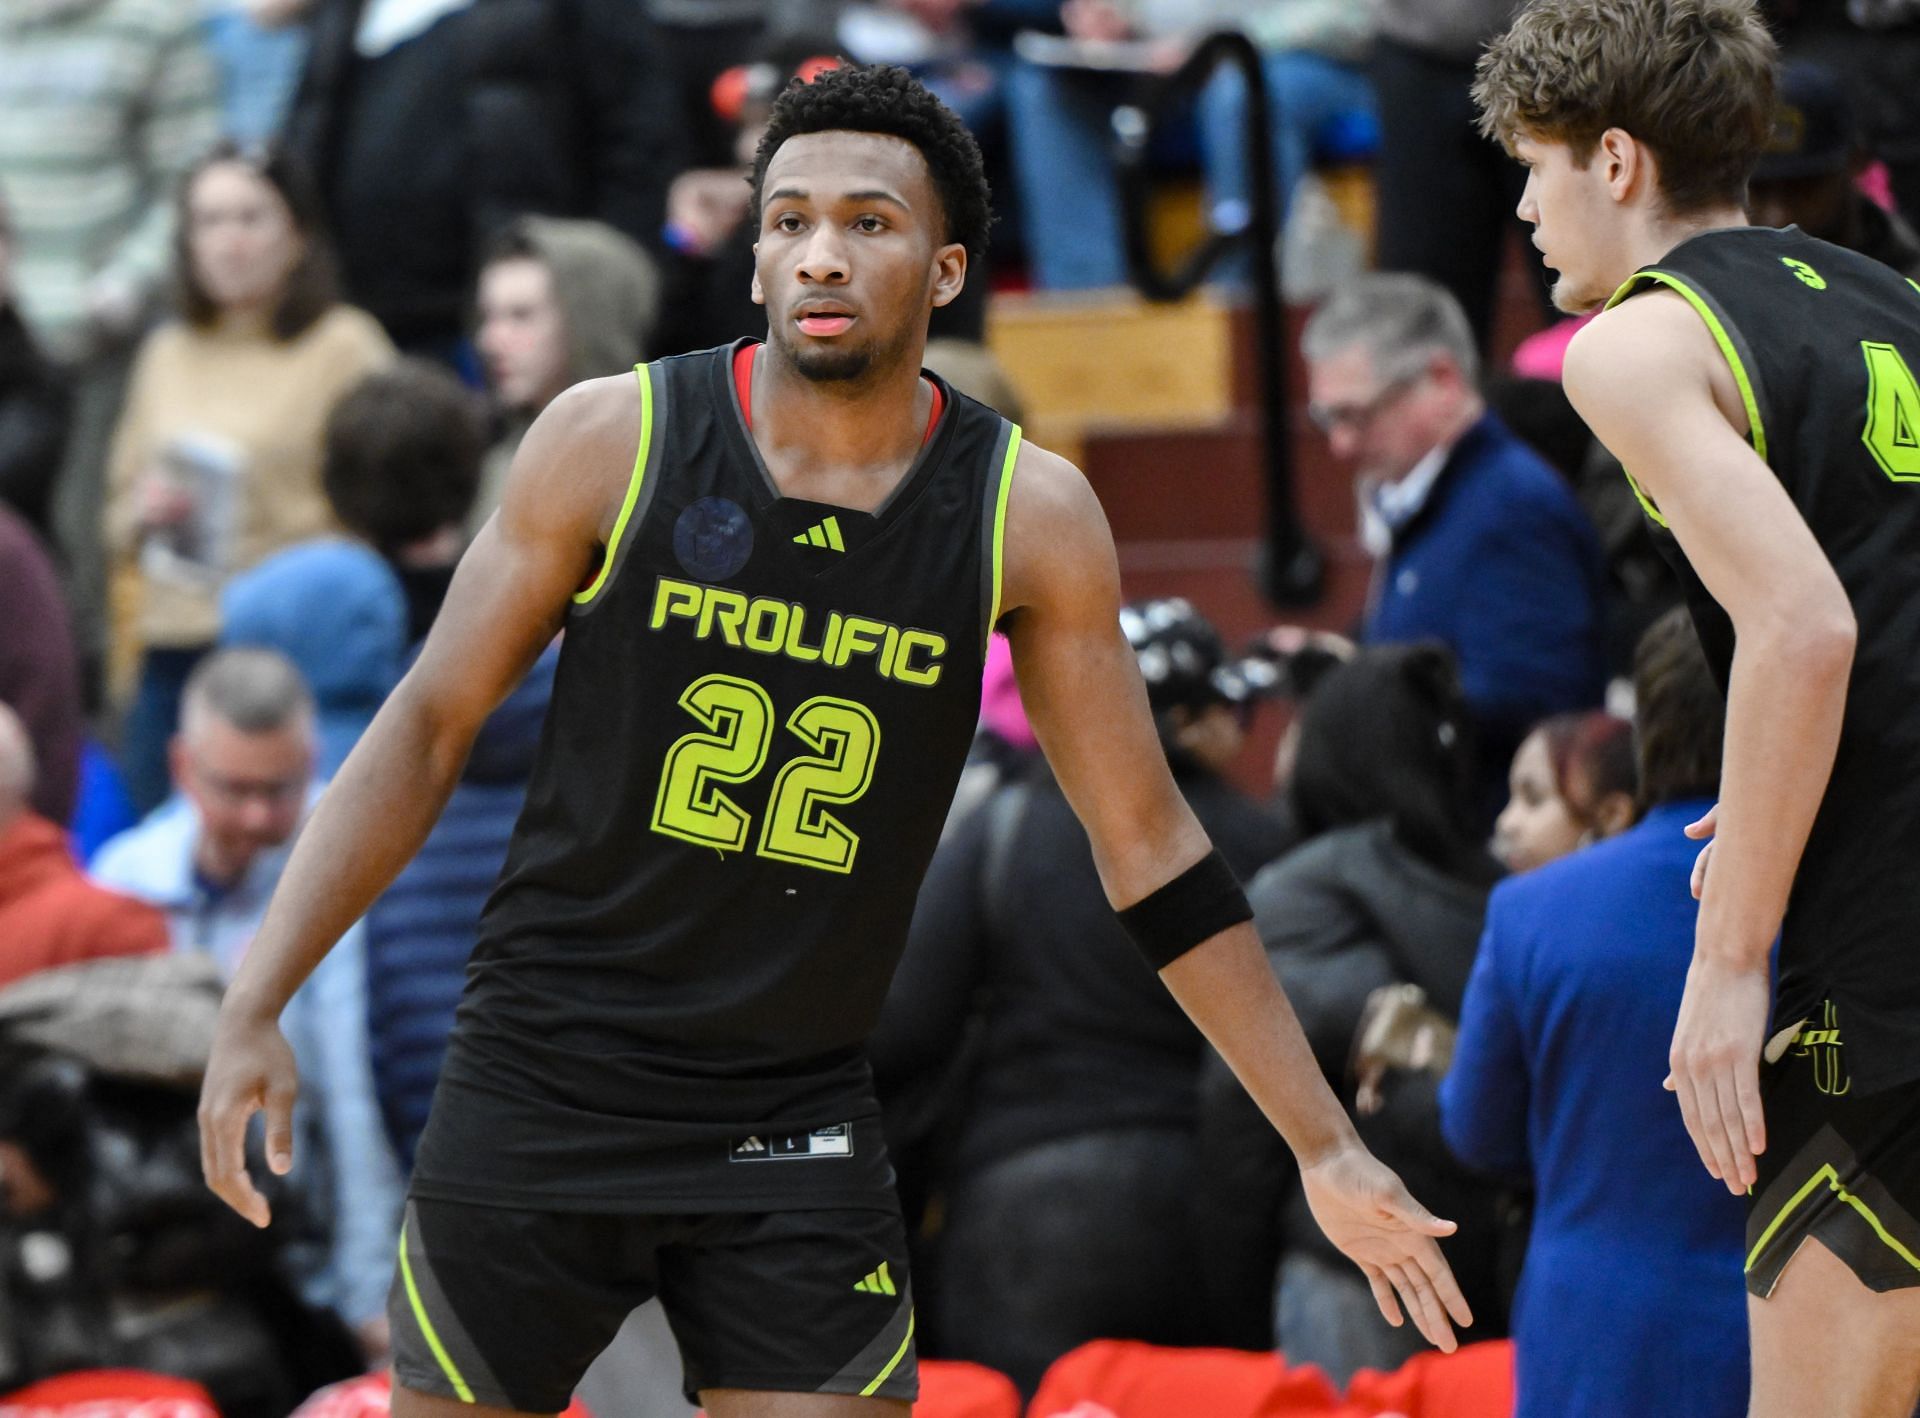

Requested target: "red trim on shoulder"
[
  {"left": 734, "top": 340, "right": 757, "bottom": 425},
  {"left": 734, "top": 341, "right": 944, "bottom": 444}
]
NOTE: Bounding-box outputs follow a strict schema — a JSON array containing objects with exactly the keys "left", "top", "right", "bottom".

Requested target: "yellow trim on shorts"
[
  {"left": 859, "top": 1308, "right": 916, "bottom": 1398},
  {"left": 1745, "top": 1163, "right": 1920, "bottom": 1276},
  {"left": 399, "top": 1225, "right": 477, "bottom": 1403}
]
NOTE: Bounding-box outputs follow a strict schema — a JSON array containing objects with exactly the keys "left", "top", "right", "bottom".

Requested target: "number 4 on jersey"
[
  {"left": 1862, "top": 341, "right": 1920, "bottom": 482},
  {"left": 652, "top": 674, "right": 881, "bottom": 873}
]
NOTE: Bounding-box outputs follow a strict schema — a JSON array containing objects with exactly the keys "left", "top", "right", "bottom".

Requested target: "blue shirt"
[
  {"left": 1440, "top": 801, "right": 1748, "bottom": 1418},
  {"left": 1363, "top": 413, "right": 1606, "bottom": 755},
  {"left": 90, "top": 790, "right": 402, "bottom": 1326}
]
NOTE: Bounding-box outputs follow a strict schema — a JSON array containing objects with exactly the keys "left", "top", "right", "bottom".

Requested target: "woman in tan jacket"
[{"left": 107, "top": 142, "right": 392, "bottom": 813}]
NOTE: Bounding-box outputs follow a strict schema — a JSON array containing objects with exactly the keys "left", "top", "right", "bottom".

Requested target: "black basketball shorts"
[
  {"left": 388, "top": 1197, "right": 917, "bottom": 1412},
  {"left": 1745, "top": 1002, "right": 1920, "bottom": 1299}
]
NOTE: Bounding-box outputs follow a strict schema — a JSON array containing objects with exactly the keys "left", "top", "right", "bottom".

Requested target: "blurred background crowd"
[{"left": 0, "top": 0, "right": 1917, "bottom": 1415}]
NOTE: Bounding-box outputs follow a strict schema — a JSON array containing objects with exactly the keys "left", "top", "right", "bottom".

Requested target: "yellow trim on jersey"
[
  {"left": 398, "top": 1226, "right": 476, "bottom": 1403},
  {"left": 573, "top": 363, "right": 655, "bottom": 606},
  {"left": 987, "top": 425, "right": 1023, "bottom": 640},
  {"left": 1604, "top": 270, "right": 1769, "bottom": 530}
]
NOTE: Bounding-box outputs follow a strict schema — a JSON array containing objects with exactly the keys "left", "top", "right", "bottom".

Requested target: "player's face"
[
  {"left": 753, "top": 131, "right": 965, "bottom": 384},
  {"left": 1514, "top": 133, "right": 1624, "bottom": 315}
]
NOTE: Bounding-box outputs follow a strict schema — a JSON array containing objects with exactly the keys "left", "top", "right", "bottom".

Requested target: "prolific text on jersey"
[{"left": 649, "top": 576, "right": 947, "bottom": 687}]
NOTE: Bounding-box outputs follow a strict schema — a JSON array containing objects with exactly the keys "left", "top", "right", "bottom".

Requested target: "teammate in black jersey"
[
  {"left": 1477, "top": 4, "right": 1920, "bottom": 1415},
  {"left": 196, "top": 65, "right": 1469, "bottom": 1418}
]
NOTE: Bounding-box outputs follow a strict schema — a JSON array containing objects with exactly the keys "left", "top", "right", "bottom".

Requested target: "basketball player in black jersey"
[
  {"left": 1476, "top": 3, "right": 1920, "bottom": 1414},
  {"left": 196, "top": 65, "right": 1469, "bottom": 1418}
]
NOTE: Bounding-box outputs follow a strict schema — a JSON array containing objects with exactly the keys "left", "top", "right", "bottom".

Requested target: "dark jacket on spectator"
[
  {"left": 365, "top": 643, "right": 556, "bottom": 1167},
  {"left": 1363, "top": 413, "right": 1607, "bottom": 809},
  {"left": 288, "top": 0, "right": 676, "bottom": 351},
  {"left": 0, "top": 304, "right": 67, "bottom": 540},
  {"left": 0, "top": 504, "right": 81, "bottom": 824},
  {"left": 0, "top": 957, "right": 361, "bottom": 1414},
  {"left": 872, "top": 761, "right": 1290, "bottom": 1179},
  {"left": 1195, "top": 821, "right": 1506, "bottom": 1346}
]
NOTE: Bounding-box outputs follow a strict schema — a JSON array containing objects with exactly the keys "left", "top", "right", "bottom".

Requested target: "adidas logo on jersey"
[
  {"left": 793, "top": 516, "right": 846, "bottom": 551},
  {"left": 854, "top": 1262, "right": 898, "bottom": 1297}
]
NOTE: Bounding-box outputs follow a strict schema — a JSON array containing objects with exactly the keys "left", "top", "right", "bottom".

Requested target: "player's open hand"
[
  {"left": 1299, "top": 1142, "right": 1472, "bottom": 1352},
  {"left": 198, "top": 1006, "right": 300, "bottom": 1228},
  {"left": 1665, "top": 950, "right": 1769, "bottom": 1195}
]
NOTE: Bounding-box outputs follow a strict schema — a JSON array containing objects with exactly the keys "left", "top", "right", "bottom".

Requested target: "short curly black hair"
[{"left": 750, "top": 62, "right": 992, "bottom": 260}]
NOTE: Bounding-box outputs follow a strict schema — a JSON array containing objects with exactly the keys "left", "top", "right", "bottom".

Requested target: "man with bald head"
[
  {"left": 0, "top": 702, "right": 165, "bottom": 989},
  {"left": 91, "top": 647, "right": 402, "bottom": 1357}
]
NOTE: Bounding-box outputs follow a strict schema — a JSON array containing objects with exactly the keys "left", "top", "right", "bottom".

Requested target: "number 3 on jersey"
[{"left": 652, "top": 674, "right": 881, "bottom": 873}]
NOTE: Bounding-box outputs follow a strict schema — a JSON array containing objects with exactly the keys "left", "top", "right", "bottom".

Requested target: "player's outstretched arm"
[
  {"left": 997, "top": 443, "right": 1471, "bottom": 1351},
  {"left": 1564, "top": 295, "right": 1856, "bottom": 1195},
  {"left": 199, "top": 375, "right": 642, "bottom": 1226}
]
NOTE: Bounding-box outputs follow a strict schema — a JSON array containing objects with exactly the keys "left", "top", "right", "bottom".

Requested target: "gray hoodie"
[{"left": 477, "top": 215, "right": 661, "bottom": 524}]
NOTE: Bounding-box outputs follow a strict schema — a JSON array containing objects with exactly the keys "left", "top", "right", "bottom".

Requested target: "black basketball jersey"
[
  {"left": 410, "top": 341, "right": 1021, "bottom": 1210},
  {"left": 1609, "top": 226, "right": 1920, "bottom": 1094}
]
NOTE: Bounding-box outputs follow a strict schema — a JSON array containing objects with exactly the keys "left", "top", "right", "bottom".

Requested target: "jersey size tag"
[{"left": 728, "top": 1124, "right": 854, "bottom": 1162}]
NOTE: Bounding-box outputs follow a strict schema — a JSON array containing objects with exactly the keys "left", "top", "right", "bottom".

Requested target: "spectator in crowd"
[
  {"left": 1749, "top": 62, "right": 1920, "bottom": 281},
  {"left": 644, "top": 0, "right": 819, "bottom": 169},
  {"left": 1369, "top": 0, "right": 1530, "bottom": 352},
  {"left": 1195, "top": 643, "right": 1505, "bottom": 1381},
  {"left": 0, "top": 0, "right": 221, "bottom": 673},
  {"left": 0, "top": 191, "right": 69, "bottom": 542},
  {"left": 219, "top": 539, "right": 409, "bottom": 777},
  {"left": 0, "top": 504, "right": 82, "bottom": 825},
  {"left": 0, "top": 704, "right": 166, "bottom": 990},
  {"left": 474, "top": 219, "right": 659, "bottom": 527},
  {"left": 365, "top": 644, "right": 557, "bottom": 1167},
  {"left": 1005, "top": 0, "right": 1375, "bottom": 291},
  {"left": 105, "top": 141, "right": 392, "bottom": 815},
  {"left": 286, "top": 0, "right": 678, "bottom": 358},
  {"left": 90, "top": 649, "right": 402, "bottom": 1355},
  {"left": 204, "top": 0, "right": 314, "bottom": 144},
  {"left": 322, "top": 359, "right": 487, "bottom": 644},
  {"left": 1769, "top": 0, "right": 1920, "bottom": 221},
  {"left": 0, "top": 953, "right": 364, "bottom": 1415},
  {"left": 872, "top": 598, "right": 1290, "bottom": 1393},
  {"left": 1304, "top": 274, "right": 1607, "bottom": 814},
  {"left": 1492, "top": 710, "right": 1637, "bottom": 875},
  {"left": 1441, "top": 609, "right": 1746, "bottom": 1418}
]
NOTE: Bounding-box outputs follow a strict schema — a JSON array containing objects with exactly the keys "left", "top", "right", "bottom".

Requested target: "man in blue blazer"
[
  {"left": 1440, "top": 608, "right": 1746, "bottom": 1418},
  {"left": 1303, "top": 274, "right": 1607, "bottom": 810}
]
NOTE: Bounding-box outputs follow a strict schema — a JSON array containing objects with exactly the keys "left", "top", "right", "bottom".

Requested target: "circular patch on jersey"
[{"left": 673, "top": 496, "right": 755, "bottom": 581}]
